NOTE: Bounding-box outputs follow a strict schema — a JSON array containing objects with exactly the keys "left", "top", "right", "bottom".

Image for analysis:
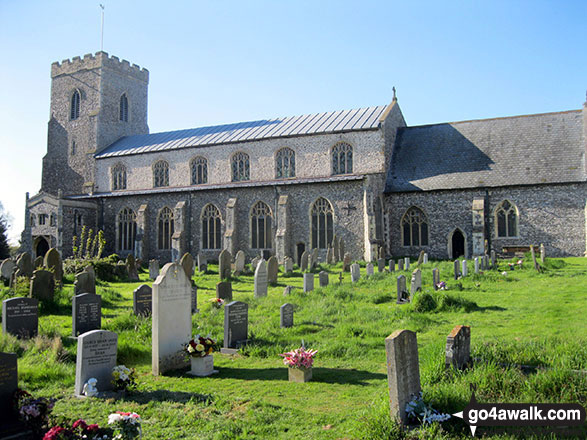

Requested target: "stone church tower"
[{"left": 41, "top": 52, "right": 149, "bottom": 196}]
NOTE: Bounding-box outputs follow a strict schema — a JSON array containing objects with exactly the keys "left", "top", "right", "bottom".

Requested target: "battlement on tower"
[{"left": 51, "top": 51, "right": 149, "bottom": 82}]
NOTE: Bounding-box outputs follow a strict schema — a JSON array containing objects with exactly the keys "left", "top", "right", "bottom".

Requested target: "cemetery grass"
[{"left": 1, "top": 257, "right": 586, "bottom": 439}]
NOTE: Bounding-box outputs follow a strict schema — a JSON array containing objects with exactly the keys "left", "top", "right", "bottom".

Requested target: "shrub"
[{"left": 413, "top": 292, "right": 438, "bottom": 312}]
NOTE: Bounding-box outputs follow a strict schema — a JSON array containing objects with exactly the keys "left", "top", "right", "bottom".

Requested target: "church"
[{"left": 23, "top": 52, "right": 587, "bottom": 263}]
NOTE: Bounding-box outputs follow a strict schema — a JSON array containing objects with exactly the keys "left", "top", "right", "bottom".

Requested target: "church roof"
[
  {"left": 386, "top": 109, "right": 585, "bottom": 192},
  {"left": 96, "top": 105, "right": 388, "bottom": 158}
]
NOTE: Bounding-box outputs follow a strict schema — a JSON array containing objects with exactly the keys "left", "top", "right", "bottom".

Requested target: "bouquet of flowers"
[
  {"left": 111, "top": 365, "right": 137, "bottom": 392},
  {"left": 209, "top": 297, "right": 225, "bottom": 309},
  {"left": 184, "top": 334, "right": 217, "bottom": 358},
  {"left": 108, "top": 412, "right": 141, "bottom": 440},
  {"left": 13, "top": 389, "right": 55, "bottom": 436},
  {"left": 436, "top": 281, "right": 447, "bottom": 290},
  {"left": 405, "top": 392, "right": 451, "bottom": 424},
  {"left": 43, "top": 419, "right": 104, "bottom": 440},
  {"left": 279, "top": 346, "right": 317, "bottom": 369}
]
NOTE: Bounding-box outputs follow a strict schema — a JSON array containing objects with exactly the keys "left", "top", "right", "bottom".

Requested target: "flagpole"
[{"left": 100, "top": 4, "right": 105, "bottom": 52}]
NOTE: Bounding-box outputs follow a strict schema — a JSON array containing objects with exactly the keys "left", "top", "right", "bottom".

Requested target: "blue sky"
[{"left": 0, "top": 1, "right": 585, "bottom": 244}]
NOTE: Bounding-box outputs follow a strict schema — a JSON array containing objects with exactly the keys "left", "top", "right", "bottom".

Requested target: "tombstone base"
[
  {"left": 188, "top": 355, "right": 219, "bottom": 377},
  {"left": 288, "top": 366, "right": 312, "bottom": 383},
  {"left": 74, "top": 390, "right": 125, "bottom": 399},
  {"left": 220, "top": 348, "right": 239, "bottom": 355}
]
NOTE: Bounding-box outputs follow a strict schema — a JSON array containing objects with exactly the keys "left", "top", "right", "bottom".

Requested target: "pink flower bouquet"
[{"left": 279, "top": 347, "right": 317, "bottom": 369}]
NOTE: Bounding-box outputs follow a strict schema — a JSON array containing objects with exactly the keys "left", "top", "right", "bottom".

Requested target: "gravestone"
[
  {"left": 396, "top": 276, "right": 409, "bottom": 304},
  {"left": 16, "top": 253, "right": 33, "bottom": 278},
  {"left": 484, "top": 254, "right": 491, "bottom": 271},
  {"left": 318, "top": 271, "right": 329, "bottom": 287},
  {"left": 180, "top": 253, "right": 194, "bottom": 280},
  {"left": 84, "top": 265, "right": 95, "bottom": 278},
  {"left": 0, "top": 259, "right": 16, "bottom": 282},
  {"left": 197, "top": 254, "right": 208, "bottom": 272},
  {"left": 74, "top": 330, "right": 118, "bottom": 396},
  {"left": 267, "top": 256, "right": 279, "bottom": 284},
  {"left": 222, "top": 301, "right": 248, "bottom": 352},
  {"left": 191, "top": 285, "right": 198, "bottom": 314},
  {"left": 339, "top": 239, "right": 345, "bottom": 262},
  {"left": 410, "top": 269, "right": 421, "bottom": 295},
  {"left": 34, "top": 256, "right": 43, "bottom": 269},
  {"left": 133, "top": 284, "right": 152, "bottom": 316},
  {"left": 219, "top": 249, "right": 232, "bottom": 280},
  {"left": 72, "top": 293, "right": 102, "bottom": 337},
  {"left": 29, "top": 269, "right": 54, "bottom": 301},
  {"left": 342, "top": 253, "right": 352, "bottom": 272},
  {"left": 115, "top": 261, "right": 128, "bottom": 279},
  {"left": 474, "top": 257, "right": 480, "bottom": 274},
  {"left": 311, "top": 249, "right": 318, "bottom": 268},
  {"left": 149, "top": 259, "right": 160, "bottom": 280},
  {"left": 350, "top": 263, "right": 360, "bottom": 282},
  {"left": 303, "top": 273, "right": 314, "bottom": 292},
  {"left": 300, "top": 251, "right": 309, "bottom": 271},
  {"left": 377, "top": 258, "right": 386, "bottom": 273},
  {"left": 445, "top": 325, "right": 471, "bottom": 370},
  {"left": 397, "top": 259, "right": 404, "bottom": 271},
  {"left": 326, "top": 247, "right": 335, "bottom": 265},
  {"left": 251, "top": 256, "right": 260, "bottom": 271},
  {"left": 283, "top": 285, "right": 294, "bottom": 296},
  {"left": 385, "top": 329, "right": 421, "bottom": 425},
  {"left": 453, "top": 260, "right": 460, "bottom": 280},
  {"left": 423, "top": 253, "right": 428, "bottom": 264},
  {"left": 2, "top": 297, "right": 38, "bottom": 339},
  {"left": 366, "top": 263, "right": 374, "bottom": 277},
  {"left": 491, "top": 250, "right": 496, "bottom": 268},
  {"left": 254, "top": 259, "right": 268, "bottom": 298},
  {"left": 234, "top": 250, "right": 246, "bottom": 274},
  {"left": 126, "top": 254, "right": 139, "bottom": 281},
  {"left": 0, "top": 352, "right": 18, "bottom": 428},
  {"left": 280, "top": 303, "right": 294, "bottom": 328},
  {"left": 432, "top": 268, "right": 439, "bottom": 290},
  {"left": 540, "top": 244, "right": 545, "bottom": 264},
  {"left": 417, "top": 250, "right": 425, "bottom": 265},
  {"left": 333, "top": 235, "right": 340, "bottom": 263},
  {"left": 152, "top": 263, "right": 192, "bottom": 375},
  {"left": 388, "top": 259, "right": 395, "bottom": 272},
  {"left": 461, "top": 260, "right": 468, "bottom": 277},
  {"left": 74, "top": 270, "right": 95, "bottom": 295},
  {"left": 216, "top": 281, "right": 233, "bottom": 302},
  {"left": 284, "top": 256, "right": 293, "bottom": 273}
]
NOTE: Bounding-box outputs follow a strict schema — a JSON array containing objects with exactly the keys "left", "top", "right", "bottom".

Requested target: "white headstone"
[
  {"left": 366, "top": 263, "right": 374, "bottom": 277},
  {"left": 74, "top": 330, "right": 118, "bottom": 396},
  {"left": 404, "top": 257, "right": 410, "bottom": 270},
  {"left": 350, "top": 263, "right": 360, "bottom": 282},
  {"left": 254, "top": 259, "right": 268, "bottom": 298},
  {"left": 303, "top": 273, "right": 314, "bottom": 292},
  {"left": 284, "top": 256, "right": 293, "bottom": 273},
  {"left": 234, "top": 250, "right": 246, "bottom": 273},
  {"left": 461, "top": 260, "right": 468, "bottom": 277}
]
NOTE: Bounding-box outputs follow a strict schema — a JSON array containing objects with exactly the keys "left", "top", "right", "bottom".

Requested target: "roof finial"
[{"left": 392, "top": 86, "right": 397, "bottom": 101}]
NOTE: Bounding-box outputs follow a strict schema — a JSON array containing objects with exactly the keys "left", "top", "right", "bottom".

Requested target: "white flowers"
[{"left": 405, "top": 392, "right": 451, "bottom": 424}]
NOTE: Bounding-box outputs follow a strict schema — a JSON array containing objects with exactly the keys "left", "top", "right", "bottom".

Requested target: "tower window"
[
  {"left": 38, "top": 214, "right": 48, "bottom": 225},
  {"left": 71, "top": 90, "right": 81, "bottom": 120},
  {"left": 119, "top": 93, "right": 129, "bottom": 122}
]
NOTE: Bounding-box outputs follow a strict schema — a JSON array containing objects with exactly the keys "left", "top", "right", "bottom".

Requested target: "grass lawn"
[{"left": 1, "top": 256, "right": 586, "bottom": 439}]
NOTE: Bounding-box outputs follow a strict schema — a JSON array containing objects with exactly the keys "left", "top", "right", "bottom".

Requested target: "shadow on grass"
[{"left": 123, "top": 389, "right": 213, "bottom": 405}]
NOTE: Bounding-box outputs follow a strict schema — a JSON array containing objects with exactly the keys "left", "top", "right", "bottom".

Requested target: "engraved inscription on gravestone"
[
  {"left": 133, "top": 285, "right": 152, "bottom": 317},
  {"left": 280, "top": 303, "right": 294, "bottom": 328},
  {"left": 223, "top": 301, "right": 248, "bottom": 350},
  {"left": 72, "top": 293, "right": 102, "bottom": 337},
  {"left": 74, "top": 330, "right": 118, "bottom": 396},
  {"left": 0, "top": 352, "right": 18, "bottom": 424},
  {"left": 2, "top": 297, "right": 38, "bottom": 339}
]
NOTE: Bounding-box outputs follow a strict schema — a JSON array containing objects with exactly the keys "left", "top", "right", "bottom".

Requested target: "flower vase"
[
  {"left": 190, "top": 355, "right": 217, "bottom": 377},
  {"left": 288, "top": 366, "right": 312, "bottom": 383}
]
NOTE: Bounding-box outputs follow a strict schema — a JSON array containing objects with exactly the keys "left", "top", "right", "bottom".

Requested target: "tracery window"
[
  {"left": 275, "top": 147, "right": 295, "bottom": 178},
  {"left": 153, "top": 160, "right": 169, "bottom": 187},
  {"left": 311, "top": 198, "right": 334, "bottom": 249},
  {"left": 157, "top": 207, "right": 174, "bottom": 250},
  {"left": 190, "top": 156, "right": 208, "bottom": 185},
  {"left": 251, "top": 202, "right": 272, "bottom": 249},
  {"left": 331, "top": 142, "right": 353, "bottom": 175},
  {"left": 119, "top": 93, "right": 129, "bottom": 122},
  {"left": 112, "top": 163, "right": 127, "bottom": 191},
  {"left": 202, "top": 204, "right": 222, "bottom": 250},
  {"left": 401, "top": 207, "right": 429, "bottom": 246},
  {"left": 71, "top": 90, "right": 81, "bottom": 120},
  {"left": 495, "top": 200, "right": 518, "bottom": 238},
  {"left": 117, "top": 208, "right": 137, "bottom": 251},
  {"left": 231, "top": 152, "right": 250, "bottom": 182}
]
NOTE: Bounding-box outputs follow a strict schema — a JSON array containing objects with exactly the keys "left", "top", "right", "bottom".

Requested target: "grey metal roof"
[
  {"left": 96, "top": 105, "right": 388, "bottom": 158},
  {"left": 386, "top": 109, "right": 585, "bottom": 192}
]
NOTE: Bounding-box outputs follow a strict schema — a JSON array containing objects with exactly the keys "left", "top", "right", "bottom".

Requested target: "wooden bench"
[{"left": 501, "top": 246, "right": 535, "bottom": 258}]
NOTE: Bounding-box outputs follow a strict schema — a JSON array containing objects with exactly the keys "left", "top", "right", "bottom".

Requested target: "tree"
[{"left": 0, "top": 202, "right": 11, "bottom": 259}]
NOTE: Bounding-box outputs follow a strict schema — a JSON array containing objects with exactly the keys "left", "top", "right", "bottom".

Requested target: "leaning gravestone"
[
  {"left": 342, "top": 253, "right": 352, "bottom": 272},
  {"left": 318, "top": 271, "right": 329, "bottom": 287},
  {"left": 432, "top": 268, "right": 439, "bottom": 290},
  {"left": 222, "top": 301, "right": 248, "bottom": 353},
  {"left": 0, "top": 259, "right": 16, "bottom": 282},
  {"left": 34, "top": 256, "right": 43, "bottom": 269},
  {"left": 388, "top": 259, "right": 395, "bottom": 272},
  {"left": 397, "top": 259, "right": 404, "bottom": 271},
  {"left": 366, "top": 263, "right": 374, "bottom": 277},
  {"left": 326, "top": 247, "right": 334, "bottom": 265},
  {"left": 216, "top": 281, "right": 233, "bottom": 302},
  {"left": 461, "top": 260, "right": 468, "bottom": 277},
  {"left": 350, "top": 263, "right": 360, "bottom": 282},
  {"left": 280, "top": 303, "right": 294, "bottom": 328},
  {"left": 219, "top": 249, "right": 232, "bottom": 280},
  {"left": 445, "top": 325, "right": 471, "bottom": 370},
  {"left": 74, "top": 330, "right": 118, "bottom": 396},
  {"left": 16, "top": 252, "right": 33, "bottom": 278},
  {"left": 2, "top": 297, "right": 38, "bottom": 339},
  {"left": 74, "top": 270, "right": 95, "bottom": 295},
  {"left": 453, "top": 260, "right": 460, "bottom": 280},
  {"left": 385, "top": 329, "right": 421, "bottom": 425},
  {"left": 197, "top": 254, "right": 208, "bottom": 272},
  {"left": 254, "top": 259, "right": 268, "bottom": 298},
  {"left": 396, "top": 275, "right": 409, "bottom": 304},
  {"left": 152, "top": 262, "right": 192, "bottom": 375},
  {"left": 410, "top": 269, "right": 422, "bottom": 295},
  {"left": 417, "top": 250, "right": 425, "bottom": 265},
  {"left": 300, "top": 251, "right": 309, "bottom": 272},
  {"left": 474, "top": 257, "right": 480, "bottom": 274},
  {"left": 149, "top": 259, "right": 160, "bottom": 280},
  {"left": 377, "top": 258, "right": 386, "bottom": 273},
  {"left": 267, "top": 256, "right": 279, "bottom": 284},
  {"left": 234, "top": 250, "right": 246, "bottom": 274},
  {"left": 126, "top": 254, "right": 139, "bottom": 281},
  {"left": 284, "top": 256, "right": 293, "bottom": 273},
  {"left": 72, "top": 293, "right": 102, "bottom": 337},
  {"left": 404, "top": 257, "right": 410, "bottom": 270},
  {"left": 303, "top": 273, "right": 314, "bottom": 292},
  {"left": 0, "top": 352, "right": 19, "bottom": 429},
  {"left": 180, "top": 252, "right": 194, "bottom": 280},
  {"left": 133, "top": 285, "right": 152, "bottom": 317},
  {"left": 30, "top": 269, "right": 55, "bottom": 301}
]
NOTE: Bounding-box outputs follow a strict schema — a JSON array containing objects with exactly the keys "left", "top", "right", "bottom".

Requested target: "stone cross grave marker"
[
  {"left": 474, "top": 257, "right": 479, "bottom": 274},
  {"left": 197, "top": 254, "right": 207, "bottom": 272},
  {"left": 74, "top": 329, "right": 118, "bottom": 396},
  {"left": 377, "top": 258, "right": 386, "bottom": 273},
  {"left": 234, "top": 250, "right": 246, "bottom": 274},
  {"left": 72, "top": 293, "right": 102, "bottom": 337},
  {"left": 284, "top": 256, "right": 293, "bottom": 273},
  {"left": 152, "top": 262, "right": 192, "bottom": 375},
  {"left": 74, "top": 270, "right": 95, "bottom": 296},
  {"left": 445, "top": 325, "right": 471, "bottom": 370},
  {"left": 318, "top": 271, "right": 329, "bottom": 287},
  {"left": 149, "top": 259, "right": 160, "bottom": 280},
  {"left": 490, "top": 250, "right": 496, "bottom": 268},
  {"left": 461, "top": 260, "right": 468, "bottom": 277},
  {"left": 30, "top": 269, "right": 54, "bottom": 301},
  {"left": 397, "top": 259, "right": 404, "bottom": 271},
  {"left": 222, "top": 301, "right": 248, "bottom": 353},
  {"left": 280, "top": 303, "right": 294, "bottom": 328},
  {"left": 219, "top": 249, "right": 232, "bottom": 280},
  {"left": 180, "top": 253, "right": 194, "bottom": 280},
  {"left": 453, "top": 260, "right": 460, "bottom": 279},
  {"left": 404, "top": 257, "right": 410, "bottom": 270},
  {"left": 350, "top": 263, "right": 360, "bottom": 282},
  {"left": 540, "top": 244, "right": 545, "bottom": 264},
  {"left": 366, "top": 262, "right": 374, "bottom": 277},
  {"left": 388, "top": 259, "right": 395, "bottom": 272},
  {"left": 303, "top": 273, "right": 314, "bottom": 292},
  {"left": 342, "top": 253, "right": 351, "bottom": 272},
  {"left": 2, "top": 297, "right": 38, "bottom": 339},
  {"left": 385, "top": 329, "right": 421, "bottom": 425},
  {"left": 133, "top": 284, "right": 152, "bottom": 317},
  {"left": 216, "top": 281, "right": 233, "bottom": 302},
  {"left": 126, "top": 254, "right": 139, "bottom": 281},
  {"left": 267, "top": 256, "right": 279, "bottom": 284},
  {"left": 417, "top": 250, "right": 425, "bottom": 265},
  {"left": 432, "top": 268, "right": 439, "bottom": 290},
  {"left": 396, "top": 275, "right": 409, "bottom": 304},
  {"left": 423, "top": 253, "right": 428, "bottom": 264},
  {"left": 410, "top": 269, "right": 421, "bottom": 296},
  {"left": 300, "top": 251, "right": 309, "bottom": 272},
  {"left": 254, "top": 259, "right": 268, "bottom": 298},
  {"left": 0, "top": 352, "right": 18, "bottom": 426}
]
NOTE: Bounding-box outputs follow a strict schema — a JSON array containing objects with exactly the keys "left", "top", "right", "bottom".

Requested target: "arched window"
[
  {"left": 50, "top": 214, "right": 56, "bottom": 227},
  {"left": 157, "top": 207, "right": 174, "bottom": 250},
  {"left": 202, "top": 204, "right": 222, "bottom": 250},
  {"left": 275, "top": 147, "right": 295, "bottom": 178},
  {"left": 112, "top": 164, "right": 127, "bottom": 191},
  {"left": 495, "top": 200, "right": 518, "bottom": 238},
  {"left": 71, "top": 140, "right": 76, "bottom": 155},
  {"left": 119, "top": 93, "right": 129, "bottom": 122},
  {"left": 251, "top": 202, "right": 272, "bottom": 249},
  {"left": 231, "top": 152, "right": 250, "bottom": 182},
  {"left": 30, "top": 214, "right": 35, "bottom": 227},
  {"left": 332, "top": 142, "right": 353, "bottom": 175},
  {"left": 117, "top": 208, "right": 137, "bottom": 251},
  {"left": 401, "top": 207, "right": 429, "bottom": 246},
  {"left": 153, "top": 160, "right": 169, "bottom": 187},
  {"left": 311, "top": 198, "right": 334, "bottom": 249},
  {"left": 190, "top": 156, "right": 208, "bottom": 185},
  {"left": 71, "top": 90, "right": 81, "bottom": 120}
]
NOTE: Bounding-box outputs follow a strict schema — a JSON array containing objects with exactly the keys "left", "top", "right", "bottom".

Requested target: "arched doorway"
[
  {"left": 450, "top": 230, "right": 465, "bottom": 259},
  {"left": 35, "top": 237, "right": 50, "bottom": 259}
]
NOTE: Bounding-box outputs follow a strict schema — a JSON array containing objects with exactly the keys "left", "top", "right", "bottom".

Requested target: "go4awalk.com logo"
[{"left": 453, "top": 390, "right": 586, "bottom": 436}]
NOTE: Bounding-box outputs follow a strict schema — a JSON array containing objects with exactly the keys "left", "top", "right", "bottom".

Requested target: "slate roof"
[
  {"left": 96, "top": 105, "right": 388, "bottom": 158},
  {"left": 386, "top": 109, "right": 585, "bottom": 192}
]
